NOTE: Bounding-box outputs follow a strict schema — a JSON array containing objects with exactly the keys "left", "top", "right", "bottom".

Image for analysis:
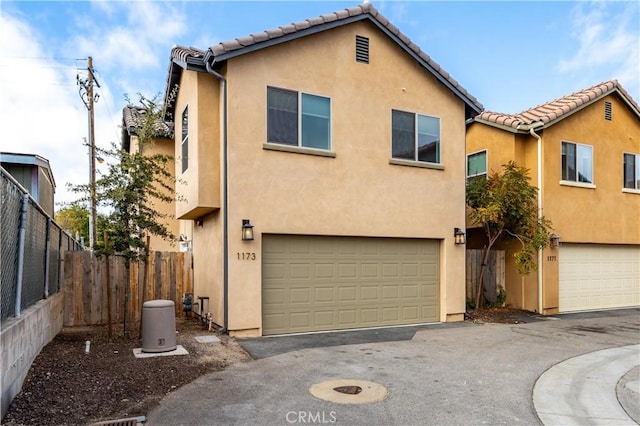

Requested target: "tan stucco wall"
[
  {"left": 179, "top": 21, "right": 471, "bottom": 335},
  {"left": 223, "top": 22, "right": 468, "bottom": 335},
  {"left": 129, "top": 135, "right": 180, "bottom": 252},
  {"left": 174, "top": 71, "right": 221, "bottom": 220},
  {"left": 466, "top": 93, "right": 640, "bottom": 314},
  {"left": 191, "top": 211, "right": 224, "bottom": 321},
  {"left": 466, "top": 124, "right": 516, "bottom": 175},
  {"left": 542, "top": 95, "right": 640, "bottom": 244}
]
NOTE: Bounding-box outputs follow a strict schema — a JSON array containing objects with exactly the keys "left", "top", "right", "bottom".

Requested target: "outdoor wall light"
[
  {"left": 550, "top": 233, "right": 561, "bottom": 247},
  {"left": 454, "top": 227, "right": 466, "bottom": 245},
  {"left": 242, "top": 219, "right": 254, "bottom": 241}
]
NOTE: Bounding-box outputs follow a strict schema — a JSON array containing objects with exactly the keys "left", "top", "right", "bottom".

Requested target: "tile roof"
[
  {"left": 476, "top": 80, "right": 640, "bottom": 131},
  {"left": 169, "top": 46, "right": 206, "bottom": 66},
  {"left": 122, "top": 106, "right": 173, "bottom": 139},
  {"left": 204, "top": 3, "right": 482, "bottom": 115}
]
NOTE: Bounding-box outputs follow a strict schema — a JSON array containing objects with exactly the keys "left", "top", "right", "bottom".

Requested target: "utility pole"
[{"left": 78, "top": 56, "right": 100, "bottom": 250}]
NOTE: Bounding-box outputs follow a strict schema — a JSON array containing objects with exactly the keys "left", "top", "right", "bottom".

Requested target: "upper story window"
[
  {"left": 267, "top": 87, "right": 331, "bottom": 151},
  {"left": 467, "top": 150, "right": 487, "bottom": 182},
  {"left": 392, "top": 110, "right": 440, "bottom": 164},
  {"left": 561, "top": 141, "right": 592, "bottom": 184},
  {"left": 623, "top": 153, "right": 640, "bottom": 190},
  {"left": 181, "top": 106, "right": 188, "bottom": 173}
]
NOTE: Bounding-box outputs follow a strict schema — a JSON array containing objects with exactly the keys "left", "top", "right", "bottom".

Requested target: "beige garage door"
[
  {"left": 559, "top": 244, "right": 640, "bottom": 313},
  {"left": 262, "top": 235, "right": 440, "bottom": 335}
]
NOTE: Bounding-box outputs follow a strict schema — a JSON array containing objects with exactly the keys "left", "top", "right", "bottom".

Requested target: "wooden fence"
[
  {"left": 465, "top": 249, "right": 505, "bottom": 305},
  {"left": 63, "top": 251, "right": 193, "bottom": 327}
]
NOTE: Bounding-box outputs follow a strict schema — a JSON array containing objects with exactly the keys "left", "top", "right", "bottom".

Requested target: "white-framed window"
[
  {"left": 623, "top": 153, "right": 640, "bottom": 190},
  {"left": 391, "top": 110, "right": 441, "bottom": 164},
  {"left": 467, "top": 150, "right": 487, "bottom": 182},
  {"left": 267, "top": 87, "right": 331, "bottom": 151},
  {"left": 181, "top": 106, "right": 188, "bottom": 173},
  {"left": 562, "top": 141, "right": 593, "bottom": 184}
]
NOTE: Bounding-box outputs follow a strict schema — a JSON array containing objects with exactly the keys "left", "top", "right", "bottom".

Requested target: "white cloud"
[
  {"left": 557, "top": 2, "right": 639, "bottom": 98},
  {"left": 1, "top": 1, "right": 191, "bottom": 211},
  {"left": 68, "top": 1, "right": 186, "bottom": 73},
  {"left": 0, "top": 12, "right": 89, "bottom": 207}
]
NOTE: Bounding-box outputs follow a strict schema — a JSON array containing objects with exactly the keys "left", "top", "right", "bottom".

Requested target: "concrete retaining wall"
[{"left": 0, "top": 292, "right": 64, "bottom": 419}]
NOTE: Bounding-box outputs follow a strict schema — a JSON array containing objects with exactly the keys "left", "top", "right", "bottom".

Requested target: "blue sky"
[{"left": 1, "top": 1, "right": 638, "bottom": 207}]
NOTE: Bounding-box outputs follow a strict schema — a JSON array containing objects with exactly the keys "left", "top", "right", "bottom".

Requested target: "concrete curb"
[{"left": 533, "top": 344, "right": 640, "bottom": 425}]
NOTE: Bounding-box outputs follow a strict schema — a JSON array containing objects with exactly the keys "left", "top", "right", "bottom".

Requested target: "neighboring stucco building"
[
  {"left": 466, "top": 80, "right": 640, "bottom": 315},
  {"left": 121, "top": 106, "right": 180, "bottom": 252},
  {"left": 0, "top": 152, "right": 56, "bottom": 217},
  {"left": 163, "top": 4, "right": 483, "bottom": 336}
]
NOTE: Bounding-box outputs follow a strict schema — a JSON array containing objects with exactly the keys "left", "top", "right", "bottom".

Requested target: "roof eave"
[
  {"left": 210, "top": 14, "right": 483, "bottom": 116},
  {"left": 163, "top": 56, "right": 207, "bottom": 121}
]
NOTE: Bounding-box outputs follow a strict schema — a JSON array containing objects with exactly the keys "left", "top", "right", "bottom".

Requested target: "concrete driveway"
[{"left": 148, "top": 309, "right": 639, "bottom": 425}]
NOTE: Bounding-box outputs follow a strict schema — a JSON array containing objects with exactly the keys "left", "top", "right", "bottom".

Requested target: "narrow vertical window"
[
  {"left": 355, "top": 35, "right": 369, "bottom": 64},
  {"left": 267, "top": 88, "right": 297, "bottom": 145},
  {"left": 391, "top": 110, "right": 414, "bottom": 160},
  {"left": 181, "top": 106, "right": 188, "bottom": 173}
]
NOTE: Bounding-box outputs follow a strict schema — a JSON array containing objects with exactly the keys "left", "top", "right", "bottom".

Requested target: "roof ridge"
[
  {"left": 209, "top": 3, "right": 375, "bottom": 56},
  {"left": 204, "top": 3, "right": 481, "bottom": 113},
  {"left": 477, "top": 79, "right": 639, "bottom": 130}
]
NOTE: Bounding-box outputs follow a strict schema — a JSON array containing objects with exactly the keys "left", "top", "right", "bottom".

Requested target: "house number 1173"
[{"left": 237, "top": 252, "right": 256, "bottom": 260}]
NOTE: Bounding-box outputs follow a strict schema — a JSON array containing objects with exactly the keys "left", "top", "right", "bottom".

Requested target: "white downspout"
[{"left": 529, "top": 125, "right": 543, "bottom": 313}]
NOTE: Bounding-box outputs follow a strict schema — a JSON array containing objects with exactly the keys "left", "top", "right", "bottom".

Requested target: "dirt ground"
[
  {"left": 2, "top": 317, "right": 251, "bottom": 426},
  {"left": 2, "top": 308, "right": 534, "bottom": 425}
]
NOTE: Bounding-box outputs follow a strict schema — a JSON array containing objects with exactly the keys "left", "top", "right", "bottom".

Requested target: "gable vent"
[
  {"left": 604, "top": 101, "right": 612, "bottom": 121},
  {"left": 355, "top": 35, "right": 369, "bottom": 64}
]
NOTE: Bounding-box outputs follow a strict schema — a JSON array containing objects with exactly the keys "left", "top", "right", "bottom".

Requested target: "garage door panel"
[
  {"left": 382, "top": 307, "right": 399, "bottom": 321},
  {"left": 559, "top": 244, "right": 640, "bottom": 313},
  {"left": 263, "top": 235, "right": 440, "bottom": 335}
]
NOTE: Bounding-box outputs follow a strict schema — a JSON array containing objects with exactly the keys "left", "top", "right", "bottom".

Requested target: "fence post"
[
  {"left": 44, "top": 218, "right": 51, "bottom": 298},
  {"left": 14, "top": 194, "right": 29, "bottom": 317},
  {"left": 58, "top": 227, "right": 63, "bottom": 290}
]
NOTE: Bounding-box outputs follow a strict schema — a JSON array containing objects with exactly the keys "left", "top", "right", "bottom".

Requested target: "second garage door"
[
  {"left": 559, "top": 244, "right": 640, "bottom": 313},
  {"left": 262, "top": 235, "right": 440, "bottom": 335}
]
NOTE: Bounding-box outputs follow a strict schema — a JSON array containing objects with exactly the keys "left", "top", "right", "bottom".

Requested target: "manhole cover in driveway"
[{"left": 310, "top": 379, "right": 387, "bottom": 404}]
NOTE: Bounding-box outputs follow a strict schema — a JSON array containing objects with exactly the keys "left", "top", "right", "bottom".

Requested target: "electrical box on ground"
[{"left": 141, "top": 299, "right": 177, "bottom": 353}]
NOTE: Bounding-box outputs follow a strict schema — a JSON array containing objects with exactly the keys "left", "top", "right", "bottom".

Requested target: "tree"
[
  {"left": 55, "top": 204, "right": 89, "bottom": 243},
  {"left": 466, "top": 161, "right": 552, "bottom": 308},
  {"left": 68, "top": 94, "right": 176, "bottom": 264},
  {"left": 55, "top": 204, "right": 108, "bottom": 248}
]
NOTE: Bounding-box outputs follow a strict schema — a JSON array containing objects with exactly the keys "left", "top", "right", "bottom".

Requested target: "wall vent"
[
  {"left": 355, "top": 35, "right": 369, "bottom": 64},
  {"left": 604, "top": 101, "right": 612, "bottom": 121}
]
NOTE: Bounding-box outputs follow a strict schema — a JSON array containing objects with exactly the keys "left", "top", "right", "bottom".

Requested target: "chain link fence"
[{"left": 1, "top": 167, "right": 81, "bottom": 322}]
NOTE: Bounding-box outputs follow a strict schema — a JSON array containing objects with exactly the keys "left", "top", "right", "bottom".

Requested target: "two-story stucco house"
[
  {"left": 466, "top": 80, "right": 640, "bottom": 315},
  {"left": 164, "top": 4, "right": 483, "bottom": 336},
  {"left": 121, "top": 106, "right": 179, "bottom": 252}
]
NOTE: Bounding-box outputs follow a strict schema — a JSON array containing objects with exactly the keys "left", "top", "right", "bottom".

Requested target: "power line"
[
  {"left": 0, "top": 55, "right": 84, "bottom": 61},
  {"left": 94, "top": 71, "right": 124, "bottom": 146}
]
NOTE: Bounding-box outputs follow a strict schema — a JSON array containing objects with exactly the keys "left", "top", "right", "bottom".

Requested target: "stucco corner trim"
[
  {"left": 559, "top": 180, "right": 596, "bottom": 190},
  {"left": 262, "top": 143, "right": 336, "bottom": 158},
  {"left": 389, "top": 158, "right": 445, "bottom": 170},
  {"left": 622, "top": 188, "right": 640, "bottom": 195}
]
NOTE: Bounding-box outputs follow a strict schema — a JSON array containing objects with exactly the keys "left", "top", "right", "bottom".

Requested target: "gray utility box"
[{"left": 141, "top": 300, "right": 177, "bottom": 353}]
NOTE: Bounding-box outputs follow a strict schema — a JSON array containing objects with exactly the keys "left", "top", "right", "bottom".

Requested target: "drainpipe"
[
  {"left": 205, "top": 56, "right": 229, "bottom": 333},
  {"left": 529, "top": 124, "right": 544, "bottom": 314}
]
